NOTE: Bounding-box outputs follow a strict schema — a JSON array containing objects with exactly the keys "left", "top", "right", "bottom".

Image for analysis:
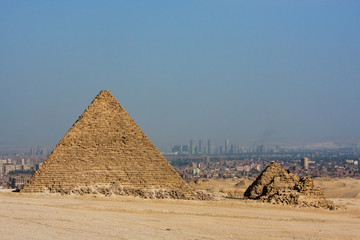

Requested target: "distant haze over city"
[{"left": 1, "top": 1, "right": 359, "bottom": 149}]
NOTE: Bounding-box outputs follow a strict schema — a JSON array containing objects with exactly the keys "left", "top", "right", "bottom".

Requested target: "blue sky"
[{"left": 1, "top": 1, "right": 359, "bottom": 147}]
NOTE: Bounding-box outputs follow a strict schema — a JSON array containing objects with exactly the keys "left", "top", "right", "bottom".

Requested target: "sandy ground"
[
  {"left": 190, "top": 177, "right": 360, "bottom": 199},
  {"left": 0, "top": 191, "right": 360, "bottom": 240},
  {"left": 314, "top": 178, "right": 360, "bottom": 198}
]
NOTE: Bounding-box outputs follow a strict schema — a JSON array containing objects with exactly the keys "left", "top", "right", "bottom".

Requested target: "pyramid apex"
[
  {"left": 97, "top": 89, "right": 112, "bottom": 96},
  {"left": 100, "top": 89, "right": 111, "bottom": 93},
  {"left": 93, "top": 89, "right": 118, "bottom": 103}
]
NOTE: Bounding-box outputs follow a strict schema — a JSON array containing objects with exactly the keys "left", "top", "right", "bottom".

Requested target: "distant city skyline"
[
  {"left": 1, "top": 1, "right": 359, "bottom": 148},
  {"left": 165, "top": 137, "right": 360, "bottom": 154},
  {"left": 1, "top": 135, "right": 360, "bottom": 157}
]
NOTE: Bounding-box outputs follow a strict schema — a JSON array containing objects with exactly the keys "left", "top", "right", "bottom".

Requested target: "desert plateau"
[{"left": 1, "top": 177, "right": 360, "bottom": 240}]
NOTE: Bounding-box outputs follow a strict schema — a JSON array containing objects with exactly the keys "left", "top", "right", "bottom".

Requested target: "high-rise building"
[
  {"left": 172, "top": 145, "right": 182, "bottom": 153},
  {"left": 29, "top": 147, "right": 34, "bottom": 156},
  {"left": 301, "top": 157, "right": 309, "bottom": 169},
  {"left": 207, "top": 140, "right": 211, "bottom": 154},
  {"left": 42, "top": 146, "right": 47, "bottom": 156},
  {"left": 203, "top": 146, "right": 207, "bottom": 154},
  {"left": 225, "top": 138, "right": 230, "bottom": 154},
  {"left": 189, "top": 140, "right": 195, "bottom": 155},
  {"left": 198, "top": 140, "right": 202, "bottom": 154},
  {"left": 257, "top": 145, "right": 265, "bottom": 153}
]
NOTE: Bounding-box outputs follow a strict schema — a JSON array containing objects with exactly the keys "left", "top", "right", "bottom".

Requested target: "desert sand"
[
  {"left": 1, "top": 178, "right": 360, "bottom": 240},
  {"left": 314, "top": 177, "right": 360, "bottom": 199}
]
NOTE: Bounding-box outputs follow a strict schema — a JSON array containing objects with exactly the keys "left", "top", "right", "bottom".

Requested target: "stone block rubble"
[{"left": 244, "top": 161, "right": 335, "bottom": 209}]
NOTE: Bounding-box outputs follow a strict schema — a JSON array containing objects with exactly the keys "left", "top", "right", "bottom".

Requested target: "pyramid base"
[
  {"left": 260, "top": 192, "right": 336, "bottom": 210},
  {"left": 70, "top": 184, "right": 213, "bottom": 200},
  {"left": 22, "top": 182, "right": 213, "bottom": 200}
]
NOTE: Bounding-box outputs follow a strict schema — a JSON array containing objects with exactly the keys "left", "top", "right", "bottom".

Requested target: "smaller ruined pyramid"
[
  {"left": 244, "top": 161, "right": 300, "bottom": 199},
  {"left": 21, "top": 90, "right": 204, "bottom": 199},
  {"left": 244, "top": 161, "right": 334, "bottom": 209}
]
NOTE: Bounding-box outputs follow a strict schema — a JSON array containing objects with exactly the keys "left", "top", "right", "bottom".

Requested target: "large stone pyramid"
[
  {"left": 21, "top": 90, "right": 201, "bottom": 199},
  {"left": 244, "top": 161, "right": 335, "bottom": 209}
]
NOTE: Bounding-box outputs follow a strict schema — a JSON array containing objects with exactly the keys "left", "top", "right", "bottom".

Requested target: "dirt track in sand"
[{"left": 0, "top": 192, "right": 359, "bottom": 240}]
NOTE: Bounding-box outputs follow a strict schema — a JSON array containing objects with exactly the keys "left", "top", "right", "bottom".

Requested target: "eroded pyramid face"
[
  {"left": 244, "top": 161, "right": 333, "bottom": 209},
  {"left": 21, "top": 90, "right": 192, "bottom": 197},
  {"left": 244, "top": 162, "right": 299, "bottom": 199}
]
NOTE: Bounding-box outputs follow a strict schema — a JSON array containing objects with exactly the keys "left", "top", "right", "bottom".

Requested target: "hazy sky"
[{"left": 1, "top": 1, "right": 359, "bottom": 148}]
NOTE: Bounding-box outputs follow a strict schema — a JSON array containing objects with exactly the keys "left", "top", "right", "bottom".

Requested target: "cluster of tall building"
[
  {"left": 172, "top": 138, "right": 248, "bottom": 155},
  {"left": 170, "top": 138, "right": 287, "bottom": 155},
  {"left": 28, "top": 146, "right": 47, "bottom": 157}
]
